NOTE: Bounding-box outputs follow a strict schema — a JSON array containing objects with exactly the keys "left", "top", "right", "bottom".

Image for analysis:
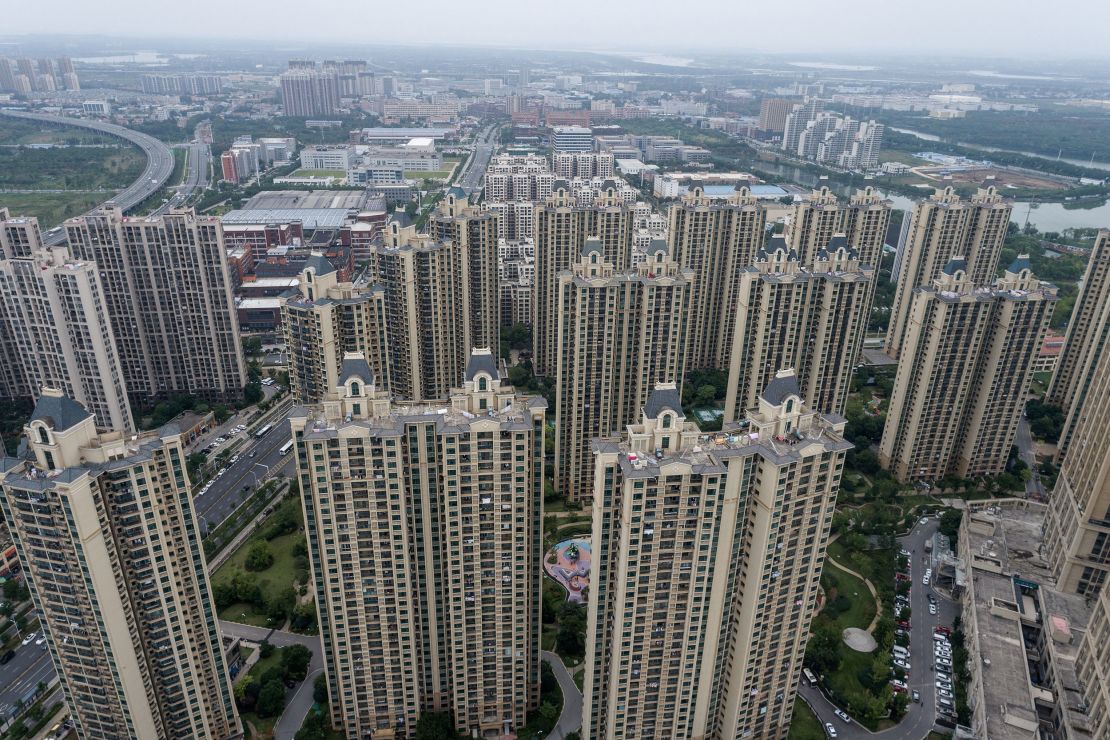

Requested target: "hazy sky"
[{"left": 6, "top": 0, "right": 1110, "bottom": 58}]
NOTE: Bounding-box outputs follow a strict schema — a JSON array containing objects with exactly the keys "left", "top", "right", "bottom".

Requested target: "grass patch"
[
  {"left": 221, "top": 601, "right": 271, "bottom": 628},
  {"left": 788, "top": 697, "right": 826, "bottom": 740},
  {"left": 0, "top": 191, "right": 106, "bottom": 227},
  {"left": 818, "top": 559, "right": 876, "bottom": 633}
]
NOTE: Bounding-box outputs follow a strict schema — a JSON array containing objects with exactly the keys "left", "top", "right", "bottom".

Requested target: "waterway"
[
  {"left": 752, "top": 159, "right": 1110, "bottom": 232},
  {"left": 889, "top": 127, "right": 1110, "bottom": 173}
]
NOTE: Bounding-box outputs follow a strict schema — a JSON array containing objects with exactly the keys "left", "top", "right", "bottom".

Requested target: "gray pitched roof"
[
  {"left": 31, "top": 393, "right": 92, "bottom": 432},
  {"left": 582, "top": 237, "right": 603, "bottom": 258},
  {"left": 643, "top": 238, "right": 668, "bottom": 258},
  {"left": 942, "top": 257, "right": 967, "bottom": 276},
  {"left": 446, "top": 186, "right": 467, "bottom": 200},
  {"left": 1008, "top": 254, "right": 1032, "bottom": 274},
  {"left": 643, "top": 386, "right": 682, "bottom": 419},
  {"left": 766, "top": 235, "right": 789, "bottom": 254},
  {"left": 464, "top": 350, "right": 499, "bottom": 381},
  {"left": 827, "top": 234, "right": 849, "bottom": 252},
  {"left": 341, "top": 356, "right": 374, "bottom": 384},
  {"left": 303, "top": 253, "right": 335, "bottom": 276},
  {"left": 760, "top": 372, "right": 801, "bottom": 406}
]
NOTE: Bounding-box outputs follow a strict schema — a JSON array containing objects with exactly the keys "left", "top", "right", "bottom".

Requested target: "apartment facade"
[
  {"left": 666, "top": 186, "right": 767, "bottom": 370},
  {"left": 1047, "top": 229, "right": 1110, "bottom": 459},
  {"left": 63, "top": 206, "right": 247, "bottom": 404},
  {"left": 1078, "top": 587, "right": 1110, "bottom": 738},
  {"left": 291, "top": 351, "right": 545, "bottom": 738},
  {"left": 879, "top": 257, "right": 1056, "bottom": 482},
  {"left": 788, "top": 186, "right": 891, "bottom": 269},
  {"left": 0, "top": 236, "right": 134, "bottom": 433},
  {"left": 282, "top": 256, "right": 389, "bottom": 404},
  {"left": 0, "top": 390, "right": 240, "bottom": 740},
  {"left": 554, "top": 239, "right": 692, "bottom": 501},
  {"left": 584, "top": 375, "right": 849, "bottom": 739},
  {"left": 886, "top": 187, "right": 1012, "bottom": 359},
  {"left": 532, "top": 184, "right": 636, "bottom": 375},
  {"left": 723, "top": 237, "right": 873, "bottom": 421},
  {"left": 427, "top": 190, "right": 501, "bottom": 354}
]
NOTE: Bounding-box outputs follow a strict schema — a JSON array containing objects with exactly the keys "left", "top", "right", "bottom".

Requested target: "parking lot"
[{"left": 799, "top": 517, "right": 960, "bottom": 739}]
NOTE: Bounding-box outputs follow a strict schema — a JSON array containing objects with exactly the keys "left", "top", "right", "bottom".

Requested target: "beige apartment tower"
[
  {"left": 427, "top": 189, "right": 502, "bottom": 353},
  {"left": 787, "top": 186, "right": 891, "bottom": 268},
  {"left": 554, "top": 238, "right": 692, "bottom": 501},
  {"left": 63, "top": 206, "right": 247, "bottom": 403},
  {"left": 1047, "top": 229, "right": 1110, "bottom": 459},
  {"left": 1077, "top": 586, "right": 1110, "bottom": 737},
  {"left": 0, "top": 214, "right": 134, "bottom": 432},
  {"left": 879, "top": 257, "right": 1056, "bottom": 482},
  {"left": 723, "top": 236, "right": 873, "bottom": 422},
  {"left": 584, "top": 375, "right": 850, "bottom": 739},
  {"left": 886, "top": 186, "right": 1012, "bottom": 359},
  {"left": 532, "top": 182, "right": 635, "bottom": 375},
  {"left": 666, "top": 186, "right": 766, "bottom": 370},
  {"left": 0, "top": 390, "right": 240, "bottom": 740},
  {"left": 282, "top": 255, "right": 389, "bottom": 404},
  {"left": 1045, "top": 298, "right": 1110, "bottom": 595},
  {"left": 292, "top": 350, "right": 545, "bottom": 738}
]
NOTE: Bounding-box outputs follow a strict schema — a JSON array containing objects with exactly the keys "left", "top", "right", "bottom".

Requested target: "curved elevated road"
[{"left": 0, "top": 109, "right": 175, "bottom": 244}]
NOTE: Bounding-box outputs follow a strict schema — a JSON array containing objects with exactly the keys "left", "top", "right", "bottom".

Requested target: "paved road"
[
  {"left": 541, "top": 650, "right": 582, "bottom": 739},
  {"left": 0, "top": 641, "right": 53, "bottom": 713},
  {"left": 0, "top": 109, "right": 175, "bottom": 242},
  {"left": 218, "top": 622, "right": 324, "bottom": 740},
  {"left": 457, "top": 124, "right": 498, "bottom": 195},
  {"left": 156, "top": 140, "right": 210, "bottom": 216},
  {"left": 194, "top": 414, "right": 295, "bottom": 534},
  {"left": 802, "top": 519, "right": 958, "bottom": 739},
  {"left": 1014, "top": 418, "right": 1046, "bottom": 500}
]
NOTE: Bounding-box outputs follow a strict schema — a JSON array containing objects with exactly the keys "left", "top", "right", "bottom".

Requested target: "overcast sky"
[{"left": 6, "top": 0, "right": 1110, "bottom": 58}]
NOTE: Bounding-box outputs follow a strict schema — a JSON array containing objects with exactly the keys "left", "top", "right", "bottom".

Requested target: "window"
[
  {"left": 662, "top": 414, "right": 672, "bottom": 429},
  {"left": 786, "top": 399, "right": 794, "bottom": 413},
  {"left": 38, "top": 426, "right": 49, "bottom": 444},
  {"left": 479, "top": 377, "right": 487, "bottom": 391},
  {"left": 351, "top": 381, "right": 360, "bottom": 396}
]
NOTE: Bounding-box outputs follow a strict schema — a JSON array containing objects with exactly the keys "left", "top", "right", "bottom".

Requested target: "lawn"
[
  {"left": 817, "top": 558, "right": 876, "bottom": 633},
  {"left": 0, "top": 191, "right": 106, "bottom": 227},
  {"left": 787, "top": 697, "right": 826, "bottom": 740},
  {"left": 235, "top": 646, "right": 287, "bottom": 738},
  {"left": 212, "top": 526, "right": 305, "bottom": 625}
]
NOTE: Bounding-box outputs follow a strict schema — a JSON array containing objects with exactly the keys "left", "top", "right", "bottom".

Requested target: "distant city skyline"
[{"left": 3, "top": 1, "right": 1110, "bottom": 59}]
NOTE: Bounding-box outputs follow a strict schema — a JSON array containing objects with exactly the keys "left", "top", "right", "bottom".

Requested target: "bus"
[
  {"left": 802, "top": 667, "right": 818, "bottom": 686},
  {"left": 279, "top": 441, "right": 294, "bottom": 456},
  {"left": 255, "top": 423, "right": 274, "bottom": 439}
]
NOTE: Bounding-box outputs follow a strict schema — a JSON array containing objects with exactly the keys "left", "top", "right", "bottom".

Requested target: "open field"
[
  {"left": 914, "top": 165, "right": 1069, "bottom": 190},
  {"left": 0, "top": 191, "right": 108, "bottom": 227}
]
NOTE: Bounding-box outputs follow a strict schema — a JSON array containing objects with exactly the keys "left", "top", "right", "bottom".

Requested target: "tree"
[
  {"left": 939, "top": 509, "right": 963, "bottom": 539},
  {"left": 266, "top": 586, "right": 297, "bottom": 624},
  {"left": 313, "top": 673, "right": 329, "bottom": 704},
  {"left": 256, "top": 678, "right": 287, "bottom": 717},
  {"left": 245, "top": 541, "right": 274, "bottom": 571},
  {"left": 694, "top": 384, "right": 717, "bottom": 407},
  {"left": 414, "top": 711, "right": 457, "bottom": 739},
  {"left": 259, "top": 639, "right": 275, "bottom": 659},
  {"left": 281, "top": 644, "right": 313, "bottom": 681},
  {"left": 804, "top": 625, "right": 841, "bottom": 674}
]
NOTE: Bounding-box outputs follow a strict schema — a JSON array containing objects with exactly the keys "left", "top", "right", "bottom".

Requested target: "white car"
[
  {"left": 217, "top": 468, "right": 227, "bottom": 477},
  {"left": 825, "top": 722, "right": 838, "bottom": 738},
  {"left": 920, "top": 517, "right": 929, "bottom": 524},
  {"left": 936, "top": 657, "right": 953, "bottom": 668},
  {"left": 21, "top": 632, "right": 36, "bottom": 646},
  {"left": 230, "top": 455, "right": 240, "bottom": 464},
  {"left": 894, "top": 659, "right": 911, "bottom": 670},
  {"left": 34, "top": 636, "right": 46, "bottom": 646},
  {"left": 833, "top": 709, "right": 851, "bottom": 723},
  {"left": 929, "top": 603, "right": 938, "bottom": 615},
  {"left": 891, "top": 679, "right": 907, "bottom": 690}
]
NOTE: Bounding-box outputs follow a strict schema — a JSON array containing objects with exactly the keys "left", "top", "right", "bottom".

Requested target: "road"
[
  {"left": 457, "top": 124, "right": 499, "bottom": 195},
  {"left": 156, "top": 140, "right": 211, "bottom": 216},
  {"left": 0, "top": 641, "right": 53, "bottom": 713},
  {"left": 1014, "top": 418, "right": 1045, "bottom": 500},
  {"left": 218, "top": 622, "right": 324, "bottom": 740},
  {"left": 801, "top": 518, "right": 958, "bottom": 739},
  {"left": 194, "top": 413, "right": 295, "bottom": 535},
  {"left": 0, "top": 109, "right": 175, "bottom": 243},
  {"left": 541, "top": 650, "right": 582, "bottom": 739}
]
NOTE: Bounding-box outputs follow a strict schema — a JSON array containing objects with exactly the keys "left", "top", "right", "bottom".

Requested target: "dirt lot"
[{"left": 914, "top": 165, "right": 1069, "bottom": 190}]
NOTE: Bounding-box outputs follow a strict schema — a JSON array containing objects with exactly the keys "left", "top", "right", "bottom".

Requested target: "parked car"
[
  {"left": 34, "top": 636, "right": 45, "bottom": 646},
  {"left": 0, "top": 650, "right": 15, "bottom": 664},
  {"left": 935, "top": 626, "right": 952, "bottom": 635},
  {"left": 21, "top": 632, "right": 36, "bottom": 646},
  {"left": 833, "top": 709, "right": 851, "bottom": 723},
  {"left": 894, "top": 659, "right": 911, "bottom": 670},
  {"left": 920, "top": 517, "right": 930, "bottom": 524},
  {"left": 891, "top": 679, "right": 907, "bottom": 690},
  {"left": 936, "top": 657, "right": 953, "bottom": 668}
]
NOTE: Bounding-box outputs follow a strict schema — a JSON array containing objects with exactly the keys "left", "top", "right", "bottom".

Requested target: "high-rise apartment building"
[
  {"left": 282, "top": 256, "right": 389, "bottom": 404},
  {"left": 552, "top": 152, "right": 615, "bottom": 179},
  {"left": 1047, "top": 229, "right": 1110, "bottom": 458},
  {"left": 0, "top": 226, "right": 134, "bottom": 432},
  {"left": 1045, "top": 291, "right": 1110, "bottom": 595},
  {"left": 1078, "top": 586, "right": 1110, "bottom": 737},
  {"left": 781, "top": 97, "right": 824, "bottom": 154},
  {"left": 291, "top": 350, "right": 546, "bottom": 738},
  {"left": 0, "top": 390, "right": 240, "bottom": 740},
  {"left": 666, "top": 185, "right": 766, "bottom": 369},
  {"left": 554, "top": 239, "right": 692, "bottom": 501},
  {"left": 886, "top": 186, "right": 1012, "bottom": 360},
  {"left": 64, "top": 206, "right": 247, "bottom": 404},
  {"left": 280, "top": 62, "right": 340, "bottom": 117},
  {"left": 0, "top": 56, "right": 78, "bottom": 92},
  {"left": 723, "top": 237, "right": 873, "bottom": 421},
  {"left": 758, "top": 97, "right": 796, "bottom": 133},
  {"left": 879, "top": 257, "right": 1056, "bottom": 482},
  {"left": 584, "top": 376, "right": 850, "bottom": 739},
  {"left": 788, "top": 186, "right": 891, "bottom": 269},
  {"left": 428, "top": 189, "right": 501, "bottom": 353},
  {"left": 532, "top": 184, "right": 635, "bottom": 375}
]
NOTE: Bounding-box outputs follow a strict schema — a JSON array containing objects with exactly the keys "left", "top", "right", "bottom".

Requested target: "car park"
[{"left": 833, "top": 709, "right": 850, "bottom": 723}]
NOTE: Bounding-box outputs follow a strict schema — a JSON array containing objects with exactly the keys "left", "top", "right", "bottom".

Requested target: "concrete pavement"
[
  {"left": 1014, "top": 418, "right": 1045, "bottom": 500},
  {"left": 0, "top": 109, "right": 175, "bottom": 242},
  {"left": 0, "top": 644, "right": 53, "bottom": 714},
  {"left": 457, "top": 124, "right": 498, "bottom": 195},
  {"left": 801, "top": 519, "right": 958, "bottom": 739},
  {"left": 541, "top": 650, "right": 582, "bottom": 739}
]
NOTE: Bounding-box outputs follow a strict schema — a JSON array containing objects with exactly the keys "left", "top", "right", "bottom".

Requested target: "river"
[{"left": 752, "top": 160, "right": 1110, "bottom": 232}]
